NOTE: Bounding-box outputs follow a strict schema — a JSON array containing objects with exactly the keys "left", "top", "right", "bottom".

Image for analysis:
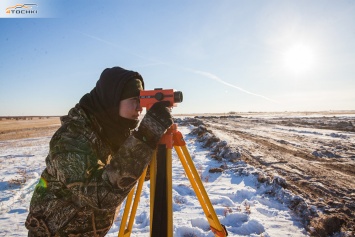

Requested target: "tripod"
[{"left": 118, "top": 123, "right": 228, "bottom": 237}]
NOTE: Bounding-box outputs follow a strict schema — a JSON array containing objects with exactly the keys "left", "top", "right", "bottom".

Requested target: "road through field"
[{"left": 195, "top": 115, "right": 355, "bottom": 235}]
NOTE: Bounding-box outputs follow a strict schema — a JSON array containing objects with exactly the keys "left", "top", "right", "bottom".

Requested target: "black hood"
[{"left": 79, "top": 66, "right": 144, "bottom": 150}]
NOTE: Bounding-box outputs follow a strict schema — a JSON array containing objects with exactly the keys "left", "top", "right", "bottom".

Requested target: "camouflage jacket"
[{"left": 26, "top": 105, "right": 153, "bottom": 236}]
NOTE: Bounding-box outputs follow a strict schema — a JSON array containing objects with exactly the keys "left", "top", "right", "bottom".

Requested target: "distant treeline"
[{"left": 0, "top": 116, "right": 59, "bottom": 120}]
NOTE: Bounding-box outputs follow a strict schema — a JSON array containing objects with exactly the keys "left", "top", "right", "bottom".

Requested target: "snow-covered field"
[{"left": 0, "top": 123, "right": 309, "bottom": 236}]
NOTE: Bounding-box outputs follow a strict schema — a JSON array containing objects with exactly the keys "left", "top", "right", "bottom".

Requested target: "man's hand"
[{"left": 134, "top": 101, "right": 173, "bottom": 148}]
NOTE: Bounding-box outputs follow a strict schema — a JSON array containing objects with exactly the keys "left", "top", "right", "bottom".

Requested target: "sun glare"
[{"left": 283, "top": 44, "right": 315, "bottom": 74}]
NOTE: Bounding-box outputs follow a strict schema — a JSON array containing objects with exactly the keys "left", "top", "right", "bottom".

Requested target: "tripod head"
[{"left": 140, "top": 88, "right": 183, "bottom": 110}]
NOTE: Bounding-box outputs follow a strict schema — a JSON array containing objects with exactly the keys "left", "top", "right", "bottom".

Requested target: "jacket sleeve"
[
  {"left": 46, "top": 124, "right": 153, "bottom": 210},
  {"left": 102, "top": 135, "right": 153, "bottom": 191}
]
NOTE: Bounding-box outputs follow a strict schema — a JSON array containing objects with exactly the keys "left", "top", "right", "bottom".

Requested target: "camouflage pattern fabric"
[{"left": 26, "top": 105, "right": 154, "bottom": 236}]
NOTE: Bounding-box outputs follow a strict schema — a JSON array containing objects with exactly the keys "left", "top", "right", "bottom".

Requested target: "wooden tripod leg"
[
  {"left": 149, "top": 150, "right": 156, "bottom": 233},
  {"left": 174, "top": 145, "right": 228, "bottom": 237},
  {"left": 150, "top": 145, "right": 173, "bottom": 237},
  {"left": 166, "top": 148, "right": 173, "bottom": 237}
]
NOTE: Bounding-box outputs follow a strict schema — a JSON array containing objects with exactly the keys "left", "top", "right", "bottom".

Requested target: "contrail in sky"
[
  {"left": 78, "top": 31, "right": 163, "bottom": 64},
  {"left": 185, "top": 68, "right": 279, "bottom": 103},
  {"left": 79, "top": 31, "right": 278, "bottom": 103}
]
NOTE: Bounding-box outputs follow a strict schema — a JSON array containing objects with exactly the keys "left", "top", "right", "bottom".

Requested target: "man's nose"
[{"left": 136, "top": 101, "right": 143, "bottom": 112}]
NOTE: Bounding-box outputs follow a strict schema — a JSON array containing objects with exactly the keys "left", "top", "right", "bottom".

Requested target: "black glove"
[{"left": 134, "top": 101, "right": 174, "bottom": 148}]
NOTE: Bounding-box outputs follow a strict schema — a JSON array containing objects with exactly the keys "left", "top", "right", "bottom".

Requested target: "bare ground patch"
[{"left": 0, "top": 117, "right": 60, "bottom": 141}]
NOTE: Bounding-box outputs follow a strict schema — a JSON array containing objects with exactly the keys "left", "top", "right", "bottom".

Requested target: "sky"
[{"left": 1, "top": 0, "right": 355, "bottom": 116}]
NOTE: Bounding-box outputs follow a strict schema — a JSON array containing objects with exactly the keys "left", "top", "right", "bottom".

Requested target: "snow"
[{"left": 0, "top": 125, "right": 308, "bottom": 236}]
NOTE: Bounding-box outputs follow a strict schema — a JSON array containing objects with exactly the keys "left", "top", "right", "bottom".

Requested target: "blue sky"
[{"left": 1, "top": 0, "right": 354, "bottom": 116}]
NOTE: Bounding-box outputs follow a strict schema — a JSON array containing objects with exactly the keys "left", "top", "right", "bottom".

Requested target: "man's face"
[{"left": 119, "top": 96, "right": 142, "bottom": 120}]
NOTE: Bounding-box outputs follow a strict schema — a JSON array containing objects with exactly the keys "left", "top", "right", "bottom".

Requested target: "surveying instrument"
[{"left": 118, "top": 89, "right": 228, "bottom": 237}]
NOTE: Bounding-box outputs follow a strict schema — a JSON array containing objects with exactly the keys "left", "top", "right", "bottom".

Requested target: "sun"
[{"left": 283, "top": 44, "right": 315, "bottom": 74}]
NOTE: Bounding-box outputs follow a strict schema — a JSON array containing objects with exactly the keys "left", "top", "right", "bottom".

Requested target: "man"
[{"left": 25, "top": 67, "right": 173, "bottom": 236}]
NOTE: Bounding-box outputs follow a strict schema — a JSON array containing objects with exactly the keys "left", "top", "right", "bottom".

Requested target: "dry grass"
[
  {"left": 8, "top": 168, "right": 29, "bottom": 188},
  {"left": 310, "top": 214, "right": 348, "bottom": 237},
  {"left": 223, "top": 207, "right": 233, "bottom": 217},
  {"left": 0, "top": 117, "right": 61, "bottom": 141}
]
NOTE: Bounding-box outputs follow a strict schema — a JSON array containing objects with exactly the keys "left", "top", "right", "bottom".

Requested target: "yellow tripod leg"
[
  {"left": 118, "top": 166, "right": 147, "bottom": 237},
  {"left": 174, "top": 145, "right": 227, "bottom": 237}
]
